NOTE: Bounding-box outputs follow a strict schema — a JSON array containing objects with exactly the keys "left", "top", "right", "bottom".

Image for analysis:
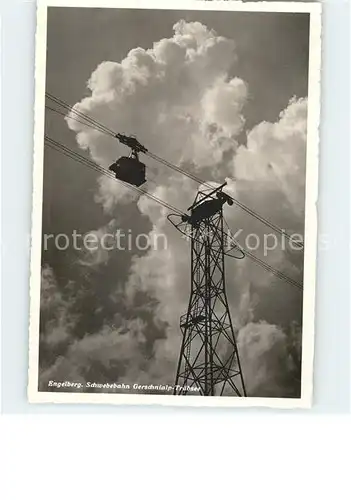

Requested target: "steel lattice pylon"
[{"left": 169, "top": 185, "right": 246, "bottom": 397}]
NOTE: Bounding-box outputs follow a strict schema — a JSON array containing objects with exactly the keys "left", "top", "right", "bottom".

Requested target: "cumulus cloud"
[
  {"left": 237, "top": 322, "right": 298, "bottom": 397},
  {"left": 76, "top": 219, "right": 119, "bottom": 268},
  {"left": 234, "top": 96, "right": 307, "bottom": 218},
  {"left": 40, "top": 318, "right": 149, "bottom": 390},
  {"left": 56, "top": 21, "right": 308, "bottom": 397},
  {"left": 39, "top": 266, "right": 82, "bottom": 384},
  {"left": 66, "top": 20, "right": 248, "bottom": 207},
  {"left": 39, "top": 266, "right": 170, "bottom": 392},
  {"left": 40, "top": 266, "right": 77, "bottom": 348}
]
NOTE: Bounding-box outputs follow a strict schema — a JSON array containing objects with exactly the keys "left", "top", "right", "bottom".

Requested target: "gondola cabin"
[{"left": 109, "top": 155, "right": 146, "bottom": 187}]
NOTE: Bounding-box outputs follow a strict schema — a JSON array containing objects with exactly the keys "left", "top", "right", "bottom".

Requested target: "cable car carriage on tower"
[
  {"left": 181, "top": 190, "right": 234, "bottom": 227},
  {"left": 108, "top": 133, "right": 148, "bottom": 187}
]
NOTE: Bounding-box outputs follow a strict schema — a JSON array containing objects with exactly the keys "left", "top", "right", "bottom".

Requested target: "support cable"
[
  {"left": 223, "top": 218, "right": 303, "bottom": 290},
  {"left": 45, "top": 91, "right": 304, "bottom": 248},
  {"left": 45, "top": 136, "right": 302, "bottom": 291},
  {"left": 45, "top": 136, "right": 184, "bottom": 216}
]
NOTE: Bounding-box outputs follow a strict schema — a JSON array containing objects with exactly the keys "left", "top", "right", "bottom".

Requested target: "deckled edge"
[{"left": 27, "top": 1, "right": 323, "bottom": 409}]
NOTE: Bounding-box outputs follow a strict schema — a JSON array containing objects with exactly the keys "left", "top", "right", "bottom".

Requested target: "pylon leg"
[{"left": 173, "top": 205, "right": 246, "bottom": 397}]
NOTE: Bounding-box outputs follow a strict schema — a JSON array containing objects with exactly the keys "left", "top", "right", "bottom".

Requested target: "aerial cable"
[
  {"left": 223, "top": 218, "right": 303, "bottom": 290},
  {"left": 46, "top": 92, "right": 116, "bottom": 137},
  {"left": 46, "top": 92, "right": 115, "bottom": 135},
  {"left": 146, "top": 151, "right": 211, "bottom": 190},
  {"left": 46, "top": 91, "right": 303, "bottom": 249},
  {"left": 46, "top": 138, "right": 183, "bottom": 215},
  {"left": 45, "top": 136, "right": 302, "bottom": 290},
  {"left": 45, "top": 104, "right": 112, "bottom": 137},
  {"left": 45, "top": 136, "right": 185, "bottom": 216},
  {"left": 45, "top": 137, "right": 183, "bottom": 215},
  {"left": 147, "top": 152, "right": 303, "bottom": 249},
  {"left": 242, "top": 250, "right": 303, "bottom": 290}
]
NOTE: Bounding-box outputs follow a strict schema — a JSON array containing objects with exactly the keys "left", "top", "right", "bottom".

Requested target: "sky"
[{"left": 40, "top": 7, "right": 310, "bottom": 398}]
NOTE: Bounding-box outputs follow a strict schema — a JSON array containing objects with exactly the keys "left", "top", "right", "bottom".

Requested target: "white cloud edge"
[{"left": 27, "top": 1, "right": 322, "bottom": 408}]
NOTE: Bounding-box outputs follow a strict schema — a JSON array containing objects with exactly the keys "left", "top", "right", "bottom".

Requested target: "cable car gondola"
[{"left": 109, "top": 150, "right": 146, "bottom": 187}]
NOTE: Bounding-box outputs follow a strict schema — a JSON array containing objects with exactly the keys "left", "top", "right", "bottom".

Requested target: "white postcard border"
[{"left": 28, "top": 1, "right": 322, "bottom": 409}]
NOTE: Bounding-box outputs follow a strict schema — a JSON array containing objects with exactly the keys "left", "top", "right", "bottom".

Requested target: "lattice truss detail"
[{"left": 174, "top": 208, "right": 246, "bottom": 397}]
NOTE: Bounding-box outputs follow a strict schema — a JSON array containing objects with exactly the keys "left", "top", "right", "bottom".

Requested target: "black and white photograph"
[{"left": 28, "top": 0, "right": 321, "bottom": 407}]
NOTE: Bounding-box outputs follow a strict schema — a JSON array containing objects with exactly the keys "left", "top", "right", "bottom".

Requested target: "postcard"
[{"left": 28, "top": 0, "right": 322, "bottom": 408}]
